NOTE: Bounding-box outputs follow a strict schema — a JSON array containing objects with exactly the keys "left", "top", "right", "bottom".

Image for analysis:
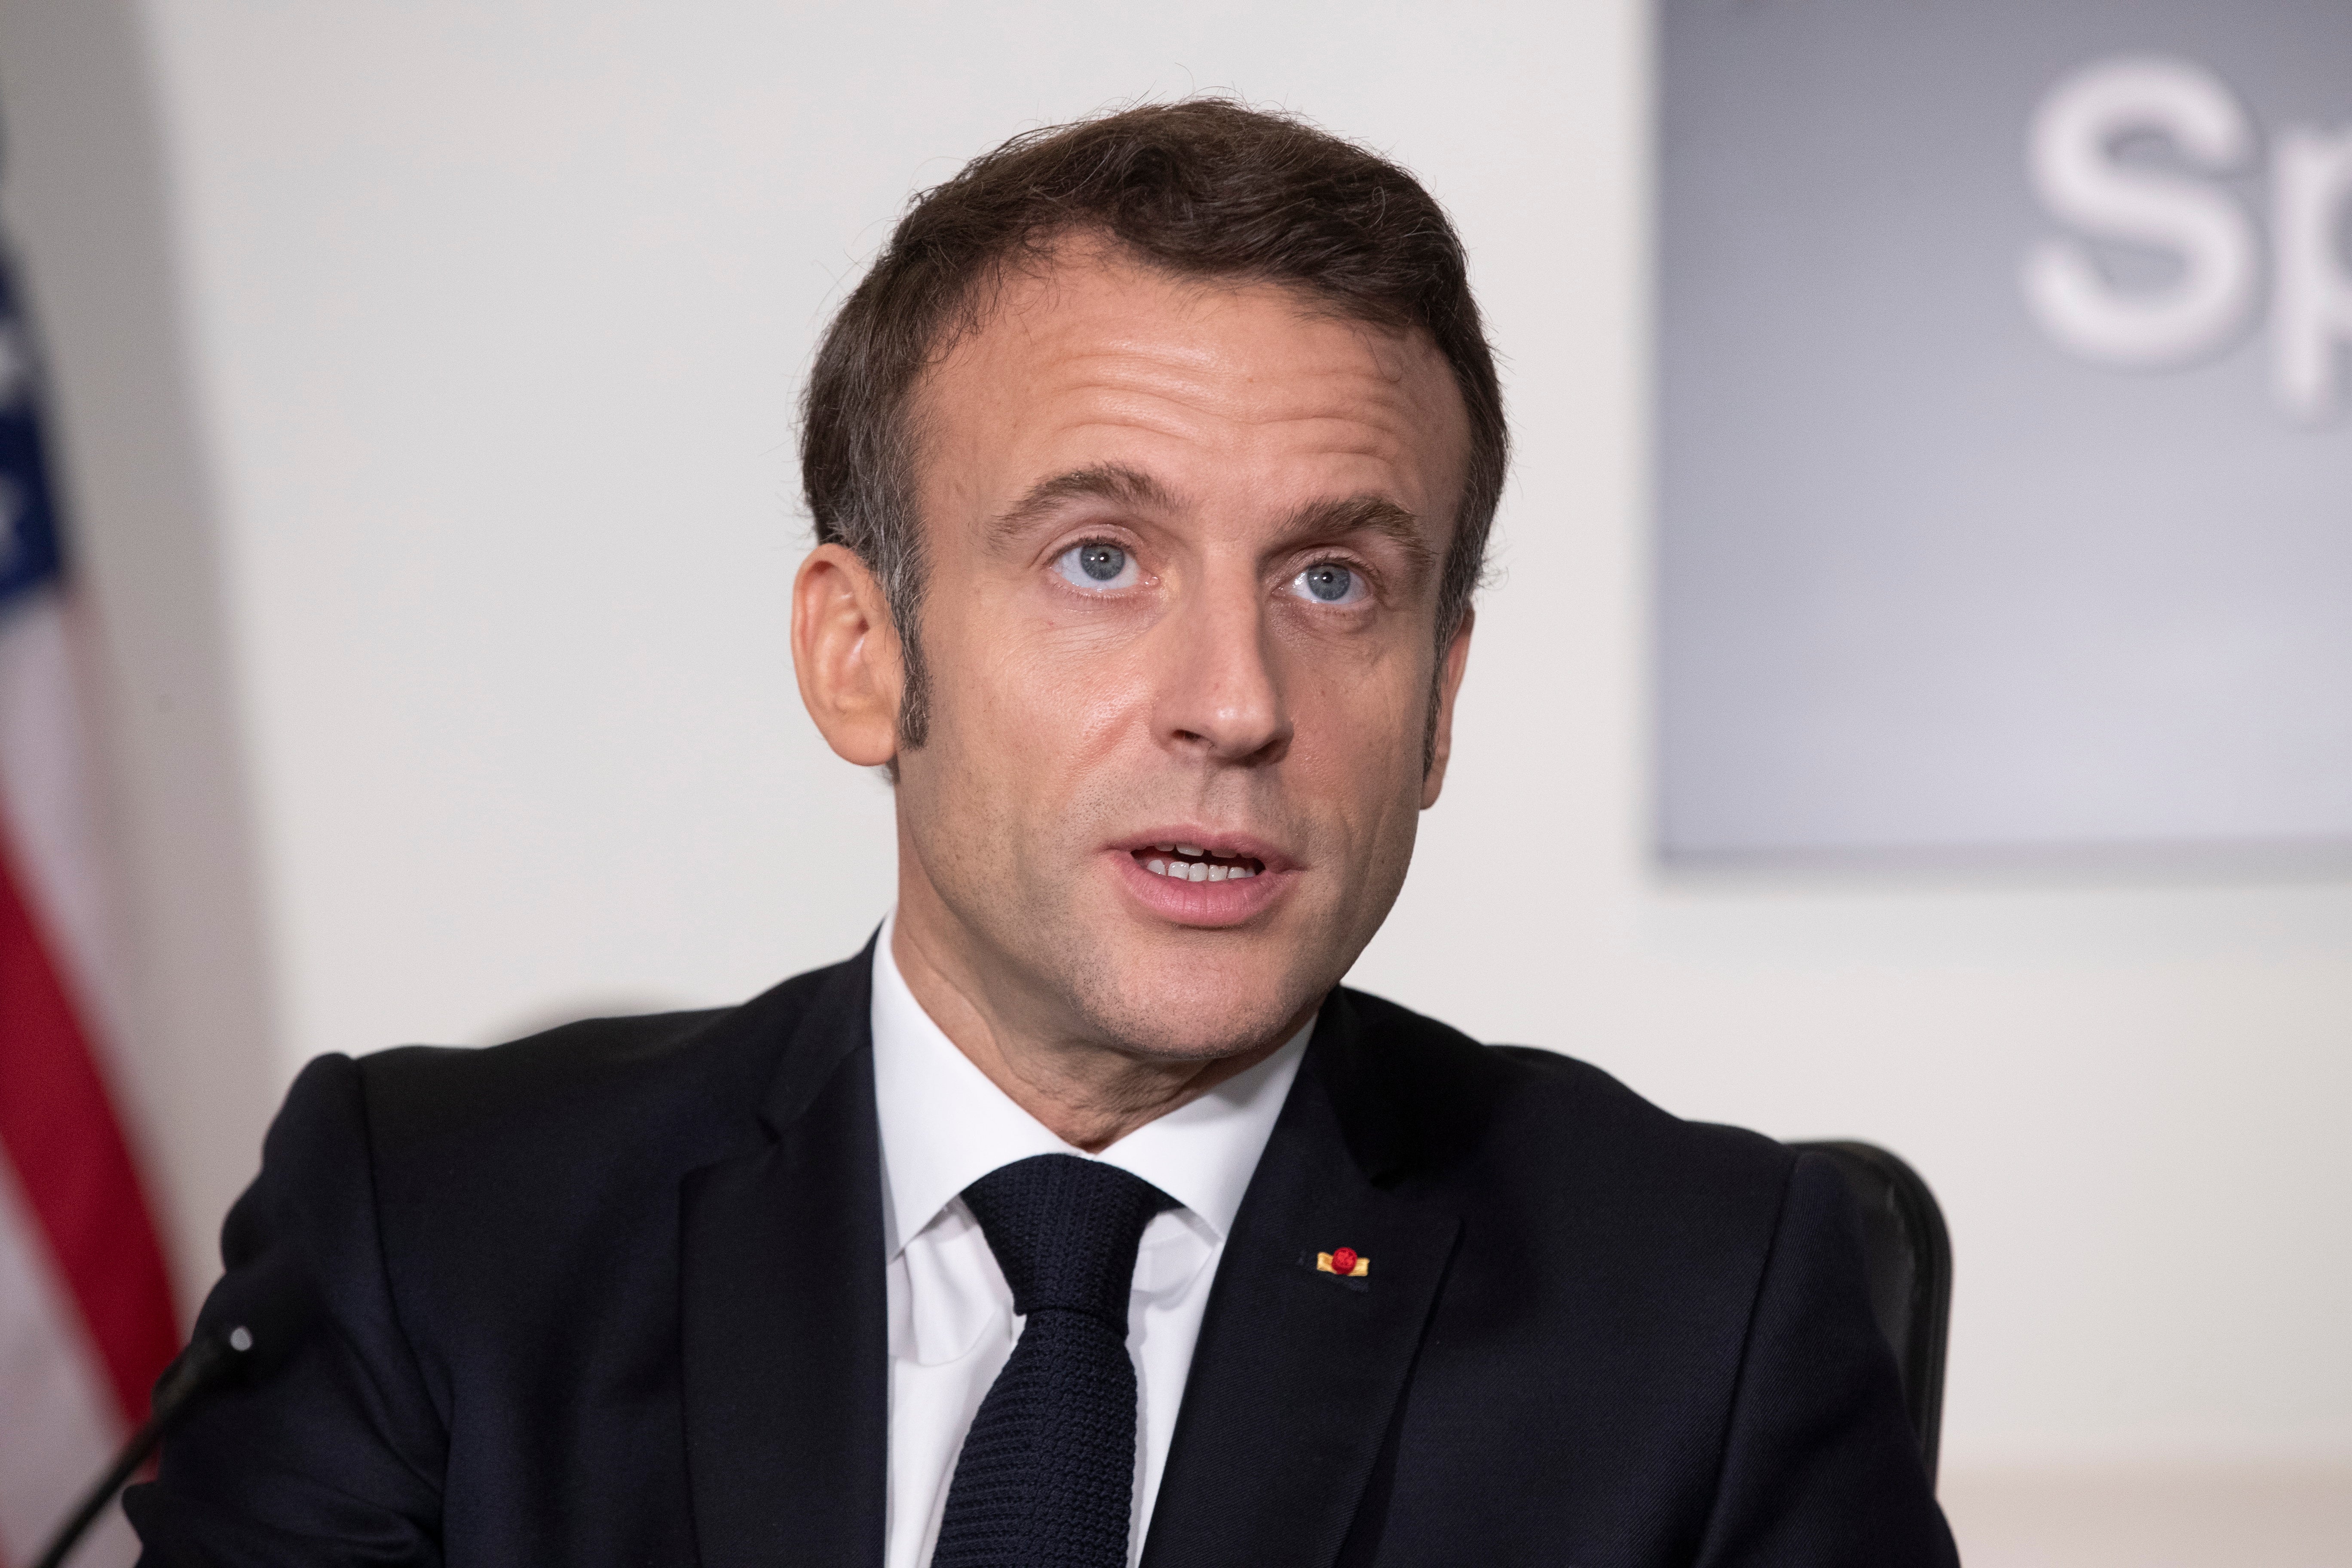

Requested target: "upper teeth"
[
  {"left": 1175, "top": 843, "right": 1203, "bottom": 856},
  {"left": 1145, "top": 857, "right": 1253, "bottom": 882}
]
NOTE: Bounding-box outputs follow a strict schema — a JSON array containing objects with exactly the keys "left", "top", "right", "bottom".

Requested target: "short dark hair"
[{"left": 800, "top": 97, "right": 1507, "bottom": 749}]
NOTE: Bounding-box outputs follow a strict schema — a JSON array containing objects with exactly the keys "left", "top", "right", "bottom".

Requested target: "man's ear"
[
  {"left": 792, "top": 543, "right": 903, "bottom": 768},
  {"left": 1419, "top": 607, "right": 1474, "bottom": 809}
]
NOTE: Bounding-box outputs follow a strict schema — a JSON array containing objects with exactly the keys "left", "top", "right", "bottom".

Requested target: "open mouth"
[{"left": 1131, "top": 842, "right": 1266, "bottom": 883}]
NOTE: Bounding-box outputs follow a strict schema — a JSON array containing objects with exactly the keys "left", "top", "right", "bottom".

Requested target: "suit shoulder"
[
  {"left": 358, "top": 1005, "right": 731, "bottom": 1126},
  {"left": 1337, "top": 985, "right": 1793, "bottom": 1205},
  {"left": 1486, "top": 1043, "right": 1792, "bottom": 1181},
  {"left": 348, "top": 954, "right": 863, "bottom": 1176}
]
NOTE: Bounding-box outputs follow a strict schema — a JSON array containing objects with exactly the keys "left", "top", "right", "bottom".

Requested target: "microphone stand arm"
[{"left": 31, "top": 1326, "right": 248, "bottom": 1568}]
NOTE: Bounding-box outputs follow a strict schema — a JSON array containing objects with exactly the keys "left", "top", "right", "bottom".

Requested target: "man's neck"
[{"left": 887, "top": 911, "right": 1299, "bottom": 1152}]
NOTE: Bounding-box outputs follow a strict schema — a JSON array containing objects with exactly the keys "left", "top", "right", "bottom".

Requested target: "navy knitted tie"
[{"left": 931, "top": 1154, "right": 1176, "bottom": 1568}]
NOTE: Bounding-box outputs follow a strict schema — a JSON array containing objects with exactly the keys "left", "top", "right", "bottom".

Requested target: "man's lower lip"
[{"left": 1110, "top": 850, "right": 1287, "bottom": 925}]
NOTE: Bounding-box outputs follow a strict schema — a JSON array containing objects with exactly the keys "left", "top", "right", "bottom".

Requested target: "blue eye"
[
  {"left": 1055, "top": 541, "right": 1136, "bottom": 590},
  {"left": 1294, "top": 563, "right": 1364, "bottom": 604}
]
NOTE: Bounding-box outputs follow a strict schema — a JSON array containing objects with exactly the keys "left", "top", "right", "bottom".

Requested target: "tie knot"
[{"left": 960, "top": 1154, "right": 1176, "bottom": 1325}]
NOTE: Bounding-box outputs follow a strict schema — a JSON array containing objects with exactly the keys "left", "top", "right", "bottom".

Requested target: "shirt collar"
[{"left": 868, "top": 909, "right": 1309, "bottom": 1260}]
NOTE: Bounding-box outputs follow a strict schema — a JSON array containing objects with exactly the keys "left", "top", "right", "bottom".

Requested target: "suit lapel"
[
  {"left": 1141, "top": 990, "right": 1461, "bottom": 1568},
  {"left": 681, "top": 945, "right": 887, "bottom": 1568}
]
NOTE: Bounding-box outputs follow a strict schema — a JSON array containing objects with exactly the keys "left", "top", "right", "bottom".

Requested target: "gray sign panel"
[{"left": 1657, "top": 0, "right": 2352, "bottom": 861}]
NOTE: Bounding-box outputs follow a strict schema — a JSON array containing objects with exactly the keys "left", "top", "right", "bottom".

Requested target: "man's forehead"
[
  {"left": 915, "top": 246, "right": 1472, "bottom": 512},
  {"left": 968, "top": 240, "right": 1431, "bottom": 372}
]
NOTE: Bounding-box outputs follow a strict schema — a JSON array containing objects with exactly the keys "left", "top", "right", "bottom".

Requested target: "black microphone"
[{"left": 31, "top": 1254, "right": 318, "bottom": 1568}]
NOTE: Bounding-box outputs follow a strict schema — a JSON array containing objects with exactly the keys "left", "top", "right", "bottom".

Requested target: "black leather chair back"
[{"left": 1786, "top": 1140, "right": 1951, "bottom": 1482}]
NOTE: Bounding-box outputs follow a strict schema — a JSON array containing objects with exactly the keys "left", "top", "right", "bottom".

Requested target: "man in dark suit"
[{"left": 129, "top": 100, "right": 1957, "bottom": 1566}]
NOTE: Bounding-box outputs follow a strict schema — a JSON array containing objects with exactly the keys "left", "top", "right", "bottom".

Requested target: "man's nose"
[{"left": 1148, "top": 574, "right": 1291, "bottom": 766}]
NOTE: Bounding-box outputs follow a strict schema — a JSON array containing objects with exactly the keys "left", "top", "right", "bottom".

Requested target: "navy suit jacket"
[{"left": 127, "top": 944, "right": 1958, "bottom": 1566}]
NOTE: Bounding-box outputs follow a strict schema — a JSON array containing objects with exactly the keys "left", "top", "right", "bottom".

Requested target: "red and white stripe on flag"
[{"left": 0, "top": 275, "right": 179, "bottom": 1562}]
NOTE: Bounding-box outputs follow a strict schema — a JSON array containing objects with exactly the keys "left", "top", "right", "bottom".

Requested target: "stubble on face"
[{"left": 886, "top": 240, "right": 1473, "bottom": 1115}]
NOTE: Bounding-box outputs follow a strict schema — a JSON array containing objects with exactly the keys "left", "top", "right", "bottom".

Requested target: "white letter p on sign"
[{"left": 2273, "top": 124, "right": 2352, "bottom": 420}]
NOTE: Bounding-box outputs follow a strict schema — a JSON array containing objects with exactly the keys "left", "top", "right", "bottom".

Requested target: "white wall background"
[{"left": 1, "top": 0, "right": 2346, "bottom": 1544}]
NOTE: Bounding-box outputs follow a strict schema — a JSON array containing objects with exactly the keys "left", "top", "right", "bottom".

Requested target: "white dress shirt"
[{"left": 869, "top": 912, "right": 1309, "bottom": 1568}]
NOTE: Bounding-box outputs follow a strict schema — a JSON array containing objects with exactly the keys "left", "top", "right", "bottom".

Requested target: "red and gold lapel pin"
[{"left": 1316, "top": 1246, "right": 1369, "bottom": 1278}]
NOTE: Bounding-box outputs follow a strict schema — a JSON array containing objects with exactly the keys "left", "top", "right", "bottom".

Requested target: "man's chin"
[{"left": 1063, "top": 962, "right": 1324, "bottom": 1064}]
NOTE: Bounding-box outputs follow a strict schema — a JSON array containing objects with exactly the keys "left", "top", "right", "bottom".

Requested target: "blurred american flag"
[{"left": 0, "top": 238, "right": 176, "bottom": 1564}]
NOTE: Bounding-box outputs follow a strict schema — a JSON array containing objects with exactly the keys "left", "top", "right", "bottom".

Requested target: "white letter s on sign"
[{"left": 2022, "top": 57, "right": 2258, "bottom": 368}]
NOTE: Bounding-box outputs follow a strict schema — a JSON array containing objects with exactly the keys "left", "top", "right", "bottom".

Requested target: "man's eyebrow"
[
  {"left": 988, "top": 471, "right": 1438, "bottom": 580},
  {"left": 1283, "top": 494, "right": 1439, "bottom": 579},
  {"left": 988, "top": 464, "right": 1177, "bottom": 548}
]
